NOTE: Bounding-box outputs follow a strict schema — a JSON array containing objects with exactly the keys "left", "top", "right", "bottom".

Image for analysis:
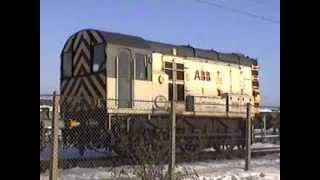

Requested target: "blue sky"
[{"left": 40, "top": 0, "right": 279, "bottom": 106}]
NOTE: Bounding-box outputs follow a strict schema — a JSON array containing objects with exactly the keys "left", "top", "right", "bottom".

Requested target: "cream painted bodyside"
[
  {"left": 106, "top": 78, "right": 116, "bottom": 109},
  {"left": 151, "top": 53, "right": 169, "bottom": 103},
  {"left": 106, "top": 53, "right": 168, "bottom": 113},
  {"left": 159, "top": 54, "right": 253, "bottom": 98},
  {"left": 106, "top": 51, "right": 256, "bottom": 117},
  {"left": 133, "top": 80, "right": 153, "bottom": 110},
  {"left": 242, "top": 66, "right": 253, "bottom": 96}
]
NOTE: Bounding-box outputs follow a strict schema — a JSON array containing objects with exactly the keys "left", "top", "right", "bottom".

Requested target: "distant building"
[
  {"left": 260, "top": 106, "right": 280, "bottom": 112},
  {"left": 256, "top": 107, "right": 280, "bottom": 129},
  {"left": 40, "top": 99, "right": 53, "bottom": 106},
  {"left": 260, "top": 108, "right": 272, "bottom": 112}
]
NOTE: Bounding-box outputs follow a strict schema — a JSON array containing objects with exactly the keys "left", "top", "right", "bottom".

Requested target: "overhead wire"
[{"left": 194, "top": 0, "right": 280, "bottom": 24}]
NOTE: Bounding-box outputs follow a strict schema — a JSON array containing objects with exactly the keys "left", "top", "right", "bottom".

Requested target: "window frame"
[
  {"left": 135, "top": 53, "right": 148, "bottom": 81},
  {"left": 164, "top": 62, "right": 184, "bottom": 81},
  {"left": 91, "top": 43, "right": 106, "bottom": 73},
  {"left": 177, "top": 84, "right": 185, "bottom": 101},
  {"left": 168, "top": 83, "right": 185, "bottom": 102},
  {"left": 165, "top": 61, "right": 185, "bottom": 102},
  {"left": 134, "top": 53, "right": 152, "bottom": 81},
  {"left": 118, "top": 50, "right": 131, "bottom": 78}
]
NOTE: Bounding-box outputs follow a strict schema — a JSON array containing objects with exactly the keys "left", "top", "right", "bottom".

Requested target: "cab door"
[{"left": 117, "top": 49, "right": 132, "bottom": 108}]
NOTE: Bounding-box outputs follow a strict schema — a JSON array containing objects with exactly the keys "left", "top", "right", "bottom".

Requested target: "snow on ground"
[
  {"left": 251, "top": 143, "right": 280, "bottom": 149},
  {"left": 178, "top": 153, "right": 280, "bottom": 180},
  {"left": 40, "top": 153, "right": 279, "bottom": 180},
  {"left": 40, "top": 146, "right": 113, "bottom": 161},
  {"left": 203, "top": 143, "right": 280, "bottom": 152}
]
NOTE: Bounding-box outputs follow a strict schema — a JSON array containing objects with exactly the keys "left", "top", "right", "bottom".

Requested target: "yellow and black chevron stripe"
[
  {"left": 60, "top": 30, "right": 106, "bottom": 112},
  {"left": 60, "top": 73, "right": 106, "bottom": 111}
]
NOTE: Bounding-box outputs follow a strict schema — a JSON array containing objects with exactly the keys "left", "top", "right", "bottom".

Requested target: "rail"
[{"left": 252, "top": 147, "right": 280, "bottom": 153}]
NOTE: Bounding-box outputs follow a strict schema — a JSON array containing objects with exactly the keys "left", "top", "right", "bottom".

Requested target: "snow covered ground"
[
  {"left": 178, "top": 153, "right": 280, "bottom": 180},
  {"left": 251, "top": 143, "right": 280, "bottom": 149},
  {"left": 41, "top": 143, "right": 279, "bottom": 161},
  {"left": 40, "top": 146, "right": 113, "bottom": 160},
  {"left": 40, "top": 153, "right": 280, "bottom": 180}
]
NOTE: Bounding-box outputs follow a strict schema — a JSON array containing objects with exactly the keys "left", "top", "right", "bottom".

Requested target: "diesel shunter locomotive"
[{"left": 60, "top": 29, "right": 260, "bottom": 156}]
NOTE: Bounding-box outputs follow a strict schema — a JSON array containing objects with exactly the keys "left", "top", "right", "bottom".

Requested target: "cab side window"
[
  {"left": 135, "top": 53, "right": 152, "bottom": 81},
  {"left": 92, "top": 44, "right": 106, "bottom": 72}
]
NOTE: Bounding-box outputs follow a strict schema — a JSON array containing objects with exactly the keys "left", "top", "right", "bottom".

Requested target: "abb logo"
[{"left": 194, "top": 70, "right": 211, "bottom": 81}]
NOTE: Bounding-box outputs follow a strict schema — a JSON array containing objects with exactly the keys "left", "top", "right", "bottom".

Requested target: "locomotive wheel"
[
  {"left": 225, "top": 137, "right": 236, "bottom": 152},
  {"left": 225, "top": 144, "right": 235, "bottom": 152},
  {"left": 213, "top": 138, "right": 224, "bottom": 152},
  {"left": 154, "top": 130, "right": 170, "bottom": 161},
  {"left": 78, "top": 145, "right": 85, "bottom": 156},
  {"left": 237, "top": 144, "right": 245, "bottom": 151},
  {"left": 111, "top": 131, "right": 131, "bottom": 156},
  {"left": 180, "top": 137, "right": 202, "bottom": 155},
  {"left": 109, "top": 121, "right": 132, "bottom": 157},
  {"left": 128, "top": 134, "right": 146, "bottom": 158},
  {"left": 237, "top": 138, "right": 246, "bottom": 151},
  {"left": 128, "top": 129, "right": 169, "bottom": 163},
  {"left": 112, "top": 147, "right": 128, "bottom": 157},
  {"left": 213, "top": 144, "right": 222, "bottom": 152}
]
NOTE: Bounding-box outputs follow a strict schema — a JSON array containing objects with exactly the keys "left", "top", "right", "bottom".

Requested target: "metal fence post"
[
  {"left": 50, "top": 91, "right": 59, "bottom": 180},
  {"left": 245, "top": 103, "right": 251, "bottom": 171},
  {"left": 169, "top": 59, "right": 176, "bottom": 180},
  {"left": 262, "top": 113, "right": 266, "bottom": 143}
]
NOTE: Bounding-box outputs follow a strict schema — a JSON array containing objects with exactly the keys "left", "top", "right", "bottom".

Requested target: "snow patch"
[
  {"left": 40, "top": 147, "right": 113, "bottom": 161},
  {"left": 40, "top": 153, "right": 279, "bottom": 180}
]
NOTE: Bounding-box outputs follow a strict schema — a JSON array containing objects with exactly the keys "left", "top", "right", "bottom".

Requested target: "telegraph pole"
[
  {"left": 262, "top": 113, "right": 266, "bottom": 143},
  {"left": 50, "top": 91, "right": 59, "bottom": 180},
  {"left": 245, "top": 103, "right": 252, "bottom": 171},
  {"left": 168, "top": 58, "right": 177, "bottom": 180}
]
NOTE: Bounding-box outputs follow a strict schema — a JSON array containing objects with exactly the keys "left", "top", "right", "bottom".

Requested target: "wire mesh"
[
  {"left": 40, "top": 94, "right": 55, "bottom": 173},
  {"left": 40, "top": 94, "right": 280, "bottom": 179}
]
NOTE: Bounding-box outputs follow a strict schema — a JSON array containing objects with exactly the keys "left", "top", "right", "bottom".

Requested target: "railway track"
[
  {"left": 252, "top": 146, "right": 280, "bottom": 153},
  {"left": 40, "top": 146, "right": 280, "bottom": 173}
]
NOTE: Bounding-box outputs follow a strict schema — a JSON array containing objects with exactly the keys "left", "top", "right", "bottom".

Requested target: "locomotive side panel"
[
  {"left": 151, "top": 53, "right": 169, "bottom": 110},
  {"left": 158, "top": 53, "right": 254, "bottom": 117},
  {"left": 182, "top": 58, "right": 204, "bottom": 97},
  {"left": 106, "top": 44, "right": 155, "bottom": 113},
  {"left": 132, "top": 49, "right": 153, "bottom": 111},
  {"left": 242, "top": 66, "right": 253, "bottom": 96},
  {"left": 105, "top": 45, "right": 117, "bottom": 109},
  {"left": 159, "top": 56, "right": 254, "bottom": 98}
]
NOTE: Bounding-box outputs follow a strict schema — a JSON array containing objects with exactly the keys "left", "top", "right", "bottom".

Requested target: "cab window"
[
  {"left": 135, "top": 53, "right": 152, "bottom": 81},
  {"left": 92, "top": 44, "right": 106, "bottom": 72}
]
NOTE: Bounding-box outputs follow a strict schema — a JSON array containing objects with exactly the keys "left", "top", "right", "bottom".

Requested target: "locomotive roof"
[{"left": 74, "top": 29, "right": 258, "bottom": 66}]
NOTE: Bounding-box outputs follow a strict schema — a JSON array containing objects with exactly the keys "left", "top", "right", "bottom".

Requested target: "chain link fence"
[
  {"left": 40, "top": 93, "right": 279, "bottom": 180},
  {"left": 253, "top": 108, "right": 280, "bottom": 144},
  {"left": 40, "top": 94, "right": 55, "bottom": 169}
]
